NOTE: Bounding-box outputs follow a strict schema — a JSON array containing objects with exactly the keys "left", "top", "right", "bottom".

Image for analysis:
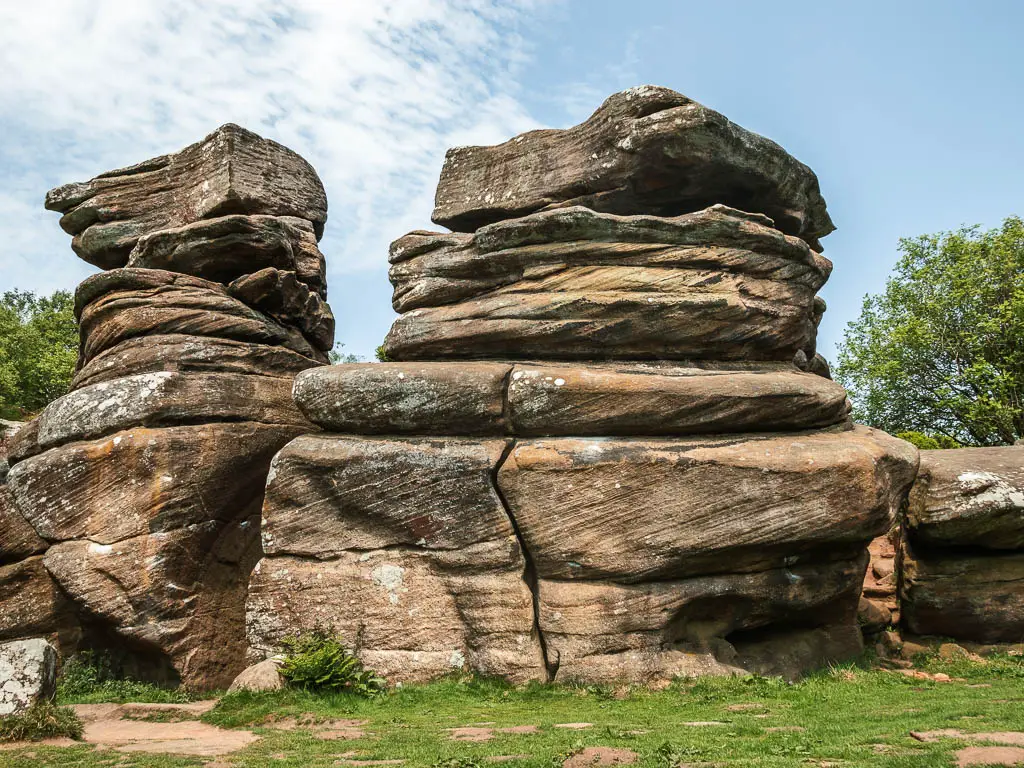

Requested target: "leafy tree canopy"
[
  {"left": 836, "top": 216, "right": 1024, "bottom": 446},
  {"left": 0, "top": 290, "right": 78, "bottom": 420}
]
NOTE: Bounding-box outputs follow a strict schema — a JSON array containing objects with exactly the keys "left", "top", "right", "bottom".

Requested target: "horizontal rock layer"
[
  {"left": 294, "top": 361, "right": 850, "bottom": 436},
  {"left": 9, "top": 423, "right": 306, "bottom": 544},
  {"left": 498, "top": 427, "right": 917, "bottom": 582},
  {"left": 0, "top": 487, "right": 47, "bottom": 565},
  {"left": 127, "top": 214, "right": 326, "bottom": 296},
  {"left": 384, "top": 207, "right": 830, "bottom": 362},
  {"left": 76, "top": 269, "right": 330, "bottom": 363},
  {"left": 0, "top": 557, "right": 74, "bottom": 644},
  {"left": 46, "top": 124, "right": 327, "bottom": 269},
  {"left": 432, "top": 86, "right": 833, "bottom": 249},
  {"left": 900, "top": 541, "right": 1024, "bottom": 643},
  {"left": 906, "top": 446, "right": 1024, "bottom": 549},
  {"left": 541, "top": 553, "right": 866, "bottom": 682},
  {"left": 71, "top": 334, "right": 321, "bottom": 390}
]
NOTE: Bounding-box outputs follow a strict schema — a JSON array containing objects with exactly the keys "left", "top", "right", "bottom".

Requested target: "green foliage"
[
  {"left": 375, "top": 344, "right": 391, "bottom": 362},
  {"left": 279, "top": 627, "right": 384, "bottom": 696},
  {"left": 0, "top": 289, "right": 78, "bottom": 419},
  {"left": 836, "top": 216, "right": 1024, "bottom": 445},
  {"left": 0, "top": 701, "right": 83, "bottom": 742},
  {"left": 896, "top": 431, "right": 962, "bottom": 450},
  {"left": 328, "top": 342, "right": 360, "bottom": 364},
  {"left": 55, "top": 651, "right": 193, "bottom": 704}
]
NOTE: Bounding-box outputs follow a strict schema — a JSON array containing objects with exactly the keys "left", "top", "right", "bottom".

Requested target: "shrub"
[
  {"left": 0, "top": 702, "right": 83, "bottom": 742},
  {"left": 55, "top": 651, "right": 192, "bottom": 704},
  {"left": 896, "top": 431, "right": 961, "bottom": 450},
  {"left": 279, "top": 627, "right": 384, "bottom": 696}
]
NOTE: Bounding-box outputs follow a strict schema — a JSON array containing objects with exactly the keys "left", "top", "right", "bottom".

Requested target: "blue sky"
[{"left": 2, "top": 1, "right": 1022, "bottom": 362}]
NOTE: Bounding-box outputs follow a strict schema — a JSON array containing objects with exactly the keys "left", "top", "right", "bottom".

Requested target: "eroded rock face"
[
  {"left": 900, "top": 447, "right": 1024, "bottom": 643},
  {"left": 432, "top": 86, "right": 833, "bottom": 249},
  {"left": 247, "top": 435, "right": 545, "bottom": 683},
  {"left": 497, "top": 427, "right": 916, "bottom": 582},
  {"left": 1, "top": 125, "right": 332, "bottom": 689},
  {"left": 292, "top": 360, "right": 850, "bottom": 437},
  {"left": 46, "top": 124, "right": 328, "bottom": 269},
  {"left": 384, "top": 206, "right": 831, "bottom": 362}
]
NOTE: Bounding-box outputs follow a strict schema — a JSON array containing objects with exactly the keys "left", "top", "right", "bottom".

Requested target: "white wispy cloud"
[{"left": 0, "top": 0, "right": 552, "bottom": 352}]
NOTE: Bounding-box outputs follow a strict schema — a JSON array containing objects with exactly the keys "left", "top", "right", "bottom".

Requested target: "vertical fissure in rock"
[{"left": 491, "top": 437, "right": 557, "bottom": 681}]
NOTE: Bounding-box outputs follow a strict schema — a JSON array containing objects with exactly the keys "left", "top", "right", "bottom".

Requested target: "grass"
[
  {"left": 4, "top": 652, "right": 1024, "bottom": 767},
  {"left": 0, "top": 701, "right": 83, "bottom": 743},
  {"left": 55, "top": 651, "right": 196, "bottom": 705}
]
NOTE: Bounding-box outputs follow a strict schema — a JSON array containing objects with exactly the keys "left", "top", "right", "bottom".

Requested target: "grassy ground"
[{"left": 5, "top": 652, "right": 1024, "bottom": 767}]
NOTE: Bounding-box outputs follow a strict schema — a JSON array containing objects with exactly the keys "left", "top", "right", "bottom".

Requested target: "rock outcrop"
[
  {"left": 247, "top": 86, "right": 919, "bottom": 684},
  {"left": 900, "top": 447, "right": 1024, "bottom": 642},
  {"left": 3, "top": 126, "right": 332, "bottom": 689}
]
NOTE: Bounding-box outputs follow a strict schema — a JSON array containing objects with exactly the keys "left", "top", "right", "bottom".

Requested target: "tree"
[
  {"left": 0, "top": 290, "right": 79, "bottom": 419},
  {"left": 328, "top": 343, "right": 360, "bottom": 364},
  {"left": 835, "top": 216, "right": 1024, "bottom": 446}
]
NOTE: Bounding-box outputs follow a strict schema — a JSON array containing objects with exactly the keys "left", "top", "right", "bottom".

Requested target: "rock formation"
[
  {"left": 2, "top": 125, "right": 332, "bottom": 689},
  {"left": 247, "top": 86, "right": 919, "bottom": 684},
  {"left": 900, "top": 447, "right": 1024, "bottom": 642}
]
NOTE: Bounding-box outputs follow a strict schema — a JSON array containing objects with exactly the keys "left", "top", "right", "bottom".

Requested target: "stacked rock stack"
[
  {"left": 1, "top": 125, "right": 333, "bottom": 689},
  {"left": 247, "top": 87, "right": 919, "bottom": 684},
  {"left": 901, "top": 447, "right": 1024, "bottom": 643}
]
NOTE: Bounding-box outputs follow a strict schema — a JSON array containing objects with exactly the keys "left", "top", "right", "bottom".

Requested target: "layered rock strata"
[
  {"left": 248, "top": 86, "right": 919, "bottom": 684},
  {"left": 3, "top": 126, "right": 332, "bottom": 689},
  {"left": 900, "top": 447, "right": 1024, "bottom": 642}
]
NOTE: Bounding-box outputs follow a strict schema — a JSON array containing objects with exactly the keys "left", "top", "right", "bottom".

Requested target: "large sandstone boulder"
[
  {"left": 900, "top": 446, "right": 1024, "bottom": 643},
  {"left": 905, "top": 447, "right": 1024, "bottom": 549},
  {"left": 0, "top": 639, "right": 57, "bottom": 715},
  {"left": 46, "top": 124, "right": 328, "bottom": 269},
  {"left": 432, "top": 86, "right": 833, "bottom": 249},
  {"left": 247, "top": 435, "right": 545, "bottom": 683},
  {"left": 293, "top": 360, "right": 850, "bottom": 437},
  {"left": 497, "top": 427, "right": 917, "bottom": 582},
  {"left": 384, "top": 206, "right": 830, "bottom": 362},
  {"left": 901, "top": 544, "right": 1024, "bottom": 643}
]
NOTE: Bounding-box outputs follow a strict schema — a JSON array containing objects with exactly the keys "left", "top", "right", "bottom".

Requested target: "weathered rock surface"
[
  {"left": 26, "top": 124, "right": 330, "bottom": 690},
  {"left": 228, "top": 267, "right": 334, "bottom": 351},
  {"left": 906, "top": 447, "right": 1024, "bottom": 549},
  {"left": 431, "top": 86, "right": 833, "bottom": 249},
  {"left": 900, "top": 543, "right": 1024, "bottom": 643},
  {"left": 46, "top": 124, "right": 328, "bottom": 269},
  {"left": 76, "top": 269, "right": 328, "bottom": 365},
  {"left": 0, "top": 639, "right": 57, "bottom": 715},
  {"left": 293, "top": 363, "right": 512, "bottom": 435},
  {"left": 45, "top": 521, "right": 261, "bottom": 689},
  {"left": 540, "top": 554, "right": 866, "bottom": 682},
  {"left": 248, "top": 435, "right": 545, "bottom": 683},
  {"left": 0, "top": 558, "right": 74, "bottom": 644},
  {"left": 72, "top": 335, "right": 320, "bottom": 390},
  {"left": 293, "top": 360, "right": 849, "bottom": 438},
  {"left": 506, "top": 362, "right": 850, "bottom": 435},
  {"left": 385, "top": 206, "right": 830, "bottom": 362},
  {"left": 9, "top": 424, "right": 305, "bottom": 544},
  {"left": 0, "top": 488, "right": 47, "bottom": 565},
  {"left": 498, "top": 426, "right": 917, "bottom": 581},
  {"left": 33, "top": 372, "right": 308, "bottom": 451},
  {"left": 127, "top": 215, "right": 327, "bottom": 295}
]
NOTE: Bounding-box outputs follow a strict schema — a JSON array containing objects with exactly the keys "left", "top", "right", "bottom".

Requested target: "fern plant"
[{"left": 279, "top": 627, "right": 384, "bottom": 696}]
